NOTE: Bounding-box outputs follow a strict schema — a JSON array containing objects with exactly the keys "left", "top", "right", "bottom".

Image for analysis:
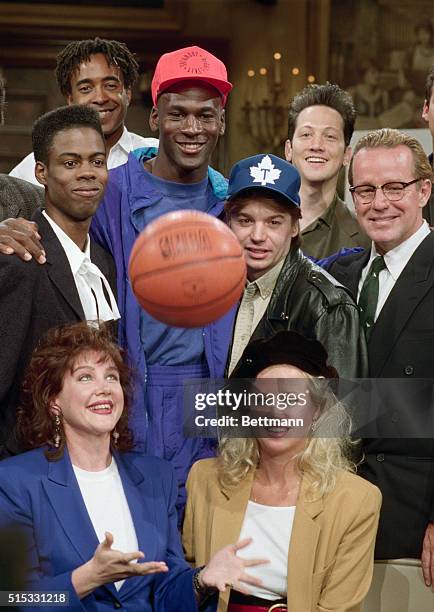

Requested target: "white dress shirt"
[
  {"left": 9, "top": 127, "right": 158, "bottom": 186},
  {"left": 358, "top": 221, "right": 430, "bottom": 321},
  {"left": 43, "top": 211, "right": 120, "bottom": 322}
]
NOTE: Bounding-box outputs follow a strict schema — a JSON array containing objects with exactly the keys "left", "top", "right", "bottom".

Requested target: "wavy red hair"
[{"left": 17, "top": 322, "right": 134, "bottom": 460}]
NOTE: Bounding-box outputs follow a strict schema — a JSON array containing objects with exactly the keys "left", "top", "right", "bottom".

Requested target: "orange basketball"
[{"left": 128, "top": 210, "right": 246, "bottom": 327}]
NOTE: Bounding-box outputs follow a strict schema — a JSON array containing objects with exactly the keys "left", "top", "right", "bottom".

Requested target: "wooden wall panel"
[{"left": 0, "top": 0, "right": 321, "bottom": 172}]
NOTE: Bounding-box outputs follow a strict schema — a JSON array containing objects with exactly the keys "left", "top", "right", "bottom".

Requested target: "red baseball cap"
[{"left": 151, "top": 45, "right": 232, "bottom": 106}]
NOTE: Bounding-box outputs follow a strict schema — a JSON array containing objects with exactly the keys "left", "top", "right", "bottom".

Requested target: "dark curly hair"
[
  {"left": 17, "top": 322, "right": 134, "bottom": 460},
  {"left": 32, "top": 104, "right": 103, "bottom": 165},
  {"left": 287, "top": 83, "right": 356, "bottom": 147},
  {"left": 55, "top": 37, "right": 139, "bottom": 97}
]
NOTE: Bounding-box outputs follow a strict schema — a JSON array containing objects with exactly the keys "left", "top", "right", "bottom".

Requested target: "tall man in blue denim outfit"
[{"left": 90, "top": 46, "right": 234, "bottom": 517}]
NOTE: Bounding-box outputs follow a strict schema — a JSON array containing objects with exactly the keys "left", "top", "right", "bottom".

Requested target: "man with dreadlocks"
[{"left": 9, "top": 37, "right": 158, "bottom": 186}]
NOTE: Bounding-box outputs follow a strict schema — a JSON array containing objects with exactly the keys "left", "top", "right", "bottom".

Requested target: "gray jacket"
[{"left": 0, "top": 174, "right": 43, "bottom": 222}]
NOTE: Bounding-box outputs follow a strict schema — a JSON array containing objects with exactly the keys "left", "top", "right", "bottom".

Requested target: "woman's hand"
[
  {"left": 72, "top": 532, "right": 168, "bottom": 599},
  {"left": 199, "top": 538, "right": 268, "bottom": 593}
]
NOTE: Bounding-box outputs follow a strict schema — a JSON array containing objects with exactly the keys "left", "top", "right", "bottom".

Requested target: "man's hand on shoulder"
[{"left": 0, "top": 218, "right": 46, "bottom": 263}]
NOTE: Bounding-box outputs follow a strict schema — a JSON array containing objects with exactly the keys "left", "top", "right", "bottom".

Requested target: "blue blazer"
[{"left": 0, "top": 448, "right": 197, "bottom": 611}]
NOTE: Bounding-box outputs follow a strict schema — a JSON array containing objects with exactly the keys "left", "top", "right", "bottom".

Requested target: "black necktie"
[{"left": 358, "top": 256, "right": 386, "bottom": 341}]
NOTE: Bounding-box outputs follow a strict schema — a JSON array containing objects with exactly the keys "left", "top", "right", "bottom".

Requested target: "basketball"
[{"left": 128, "top": 210, "right": 246, "bottom": 327}]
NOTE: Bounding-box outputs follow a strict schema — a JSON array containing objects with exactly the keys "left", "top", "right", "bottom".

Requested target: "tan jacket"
[{"left": 183, "top": 458, "right": 381, "bottom": 612}]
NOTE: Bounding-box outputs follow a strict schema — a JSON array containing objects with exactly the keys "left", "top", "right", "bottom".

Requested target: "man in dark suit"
[
  {"left": 328, "top": 128, "right": 434, "bottom": 588},
  {"left": 0, "top": 70, "right": 44, "bottom": 221},
  {"left": 0, "top": 104, "right": 118, "bottom": 458}
]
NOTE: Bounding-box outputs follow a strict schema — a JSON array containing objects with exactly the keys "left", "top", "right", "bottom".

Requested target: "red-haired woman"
[{"left": 0, "top": 322, "right": 265, "bottom": 612}]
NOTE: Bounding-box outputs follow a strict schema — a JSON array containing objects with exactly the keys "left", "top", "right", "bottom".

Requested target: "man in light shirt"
[
  {"left": 328, "top": 128, "right": 434, "bottom": 587},
  {"left": 225, "top": 153, "right": 366, "bottom": 380},
  {"left": 0, "top": 104, "right": 118, "bottom": 459},
  {"left": 9, "top": 37, "right": 158, "bottom": 185}
]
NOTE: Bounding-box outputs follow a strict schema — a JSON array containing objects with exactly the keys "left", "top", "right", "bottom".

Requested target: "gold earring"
[
  {"left": 310, "top": 417, "right": 318, "bottom": 434},
  {"left": 53, "top": 414, "right": 61, "bottom": 448}
]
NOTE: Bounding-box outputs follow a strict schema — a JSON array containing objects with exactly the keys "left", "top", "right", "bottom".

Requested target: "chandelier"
[{"left": 241, "top": 53, "right": 315, "bottom": 153}]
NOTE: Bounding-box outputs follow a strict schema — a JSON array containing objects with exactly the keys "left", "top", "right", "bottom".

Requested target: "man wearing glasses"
[{"left": 329, "top": 128, "right": 434, "bottom": 594}]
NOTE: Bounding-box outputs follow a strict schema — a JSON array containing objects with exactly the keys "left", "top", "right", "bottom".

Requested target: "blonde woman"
[{"left": 183, "top": 331, "right": 381, "bottom": 612}]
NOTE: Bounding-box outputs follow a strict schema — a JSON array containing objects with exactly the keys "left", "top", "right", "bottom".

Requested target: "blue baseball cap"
[{"left": 227, "top": 154, "right": 301, "bottom": 208}]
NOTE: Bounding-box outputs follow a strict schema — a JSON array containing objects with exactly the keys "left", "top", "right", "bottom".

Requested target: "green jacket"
[{"left": 301, "top": 194, "right": 370, "bottom": 260}]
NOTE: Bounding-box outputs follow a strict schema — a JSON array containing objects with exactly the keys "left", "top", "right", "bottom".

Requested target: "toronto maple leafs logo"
[{"left": 250, "top": 155, "right": 281, "bottom": 186}]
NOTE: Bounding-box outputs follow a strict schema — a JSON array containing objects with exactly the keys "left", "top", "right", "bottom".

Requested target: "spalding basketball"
[{"left": 128, "top": 210, "right": 246, "bottom": 328}]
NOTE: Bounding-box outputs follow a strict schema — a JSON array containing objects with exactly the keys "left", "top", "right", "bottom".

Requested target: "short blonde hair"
[
  {"left": 218, "top": 377, "right": 357, "bottom": 498},
  {"left": 349, "top": 128, "right": 434, "bottom": 185}
]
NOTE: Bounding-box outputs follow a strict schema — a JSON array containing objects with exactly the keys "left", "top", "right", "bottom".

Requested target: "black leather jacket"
[{"left": 248, "top": 248, "right": 368, "bottom": 379}]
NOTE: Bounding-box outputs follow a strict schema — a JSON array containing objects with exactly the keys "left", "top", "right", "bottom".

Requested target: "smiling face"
[
  {"left": 53, "top": 351, "right": 124, "bottom": 441},
  {"left": 67, "top": 53, "right": 131, "bottom": 149},
  {"left": 35, "top": 126, "right": 107, "bottom": 228},
  {"left": 255, "top": 364, "right": 315, "bottom": 458},
  {"left": 228, "top": 196, "right": 299, "bottom": 281},
  {"left": 285, "top": 105, "right": 351, "bottom": 187},
  {"left": 149, "top": 83, "right": 225, "bottom": 183},
  {"left": 352, "top": 145, "right": 430, "bottom": 254}
]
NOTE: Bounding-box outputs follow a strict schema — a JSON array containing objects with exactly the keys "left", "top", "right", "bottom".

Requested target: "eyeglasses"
[{"left": 349, "top": 178, "right": 420, "bottom": 204}]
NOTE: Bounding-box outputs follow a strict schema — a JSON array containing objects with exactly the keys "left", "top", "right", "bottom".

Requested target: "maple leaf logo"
[{"left": 250, "top": 155, "right": 281, "bottom": 186}]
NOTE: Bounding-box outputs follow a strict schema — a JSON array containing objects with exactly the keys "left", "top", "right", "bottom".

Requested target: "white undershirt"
[
  {"left": 237, "top": 501, "right": 295, "bottom": 600},
  {"left": 358, "top": 221, "right": 430, "bottom": 321},
  {"left": 43, "top": 211, "right": 120, "bottom": 323},
  {"left": 73, "top": 457, "right": 138, "bottom": 590}
]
